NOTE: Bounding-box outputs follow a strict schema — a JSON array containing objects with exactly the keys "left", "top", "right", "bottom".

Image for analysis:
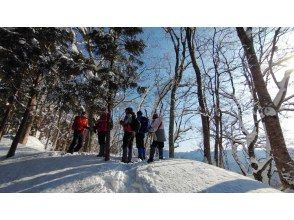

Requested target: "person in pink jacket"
[{"left": 147, "top": 113, "right": 166, "bottom": 163}]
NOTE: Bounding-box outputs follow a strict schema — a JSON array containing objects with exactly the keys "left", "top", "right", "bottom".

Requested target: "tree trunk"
[
  {"left": 186, "top": 27, "right": 212, "bottom": 164},
  {"left": 214, "top": 111, "right": 219, "bottom": 167},
  {"left": 0, "top": 104, "right": 14, "bottom": 140},
  {"left": 44, "top": 129, "right": 52, "bottom": 150},
  {"left": 0, "top": 77, "right": 22, "bottom": 140},
  {"left": 7, "top": 89, "right": 38, "bottom": 157},
  {"left": 236, "top": 27, "right": 294, "bottom": 189},
  {"left": 18, "top": 105, "right": 36, "bottom": 145},
  {"left": 30, "top": 94, "right": 47, "bottom": 138},
  {"left": 165, "top": 28, "right": 187, "bottom": 159},
  {"left": 213, "top": 71, "right": 220, "bottom": 166},
  {"left": 169, "top": 86, "right": 177, "bottom": 158},
  {"left": 7, "top": 73, "right": 40, "bottom": 158},
  {"left": 84, "top": 106, "right": 94, "bottom": 152},
  {"left": 52, "top": 108, "right": 63, "bottom": 150},
  {"left": 105, "top": 92, "right": 113, "bottom": 161},
  {"left": 218, "top": 111, "right": 224, "bottom": 168}
]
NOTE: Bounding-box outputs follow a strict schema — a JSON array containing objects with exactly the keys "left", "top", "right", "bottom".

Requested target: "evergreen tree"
[{"left": 0, "top": 28, "right": 72, "bottom": 157}]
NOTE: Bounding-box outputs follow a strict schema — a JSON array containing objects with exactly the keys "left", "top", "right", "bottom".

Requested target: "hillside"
[{"left": 0, "top": 137, "right": 279, "bottom": 193}]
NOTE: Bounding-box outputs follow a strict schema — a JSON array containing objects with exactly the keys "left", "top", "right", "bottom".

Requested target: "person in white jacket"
[{"left": 147, "top": 113, "right": 166, "bottom": 163}]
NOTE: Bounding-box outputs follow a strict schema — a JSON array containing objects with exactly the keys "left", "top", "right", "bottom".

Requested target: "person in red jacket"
[
  {"left": 93, "top": 111, "right": 112, "bottom": 157},
  {"left": 67, "top": 111, "right": 89, "bottom": 154},
  {"left": 120, "top": 107, "right": 136, "bottom": 163}
]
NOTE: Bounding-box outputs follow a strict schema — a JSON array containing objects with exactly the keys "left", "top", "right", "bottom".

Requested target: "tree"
[
  {"left": 164, "top": 27, "right": 189, "bottom": 158},
  {"left": 89, "top": 27, "right": 145, "bottom": 161},
  {"left": 186, "top": 27, "right": 212, "bottom": 164},
  {"left": 236, "top": 27, "right": 294, "bottom": 189},
  {"left": 4, "top": 28, "right": 72, "bottom": 158}
]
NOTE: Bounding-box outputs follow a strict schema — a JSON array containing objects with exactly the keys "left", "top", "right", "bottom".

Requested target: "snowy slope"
[
  {"left": 0, "top": 135, "right": 46, "bottom": 159},
  {"left": 0, "top": 137, "right": 279, "bottom": 193}
]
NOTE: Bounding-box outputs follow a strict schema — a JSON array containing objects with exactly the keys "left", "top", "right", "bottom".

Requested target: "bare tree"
[
  {"left": 164, "top": 28, "right": 189, "bottom": 158},
  {"left": 236, "top": 27, "right": 294, "bottom": 189},
  {"left": 186, "top": 27, "right": 212, "bottom": 164}
]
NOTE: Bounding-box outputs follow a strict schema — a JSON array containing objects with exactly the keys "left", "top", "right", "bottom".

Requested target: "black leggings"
[
  {"left": 122, "top": 132, "right": 134, "bottom": 162},
  {"left": 135, "top": 133, "right": 145, "bottom": 148},
  {"left": 68, "top": 131, "right": 84, "bottom": 153},
  {"left": 97, "top": 132, "right": 107, "bottom": 156}
]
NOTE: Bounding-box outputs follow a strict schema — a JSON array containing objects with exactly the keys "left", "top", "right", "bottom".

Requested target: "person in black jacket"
[{"left": 135, "top": 111, "right": 149, "bottom": 160}]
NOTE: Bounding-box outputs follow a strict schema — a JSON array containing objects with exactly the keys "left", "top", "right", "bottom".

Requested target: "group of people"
[{"left": 68, "top": 107, "right": 166, "bottom": 163}]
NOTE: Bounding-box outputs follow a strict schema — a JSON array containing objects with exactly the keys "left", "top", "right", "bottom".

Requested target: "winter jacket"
[
  {"left": 149, "top": 116, "right": 166, "bottom": 142},
  {"left": 72, "top": 115, "right": 89, "bottom": 134},
  {"left": 94, "top": 112, "right": 111, "bottom": 133},
  {"left": 137, "top": 115, "right": 149, "bottom": 134},
  {"left": 121, "top": 114, "right": 134, "bottom": 133}
]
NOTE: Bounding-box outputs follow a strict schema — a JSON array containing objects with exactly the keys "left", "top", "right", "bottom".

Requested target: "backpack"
[
  {"left": 73, "top": 116, "right": 88, "bottom": 132},
  {"left": 131, "top": 116, "right": 141, "bottom": 133},
  {"left": 139, "top": 116, "right": 149, "bottom": 133}
]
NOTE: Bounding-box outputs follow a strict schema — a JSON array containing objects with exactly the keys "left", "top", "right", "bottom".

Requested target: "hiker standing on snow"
[
  {"left": 68, "top": 111, "right": 89, "bottom": 154},
  {"left": 94, "top": 111, "right": 112, "bottom": 157},
  {"left": 147, "top": 113, "right": 166, "bottom": 163},
  {"left": 120, "top": 107, "right": 140, "bottom": 163},
  {"left": 135, "top": 110, "right": 149, "bottom": 160}
]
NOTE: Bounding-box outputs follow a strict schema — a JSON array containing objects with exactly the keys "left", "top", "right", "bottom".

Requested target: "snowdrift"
[
  {"left": 0, "top": 135, "right": 45, "bottom": 159},
  {"left": 0, "top": 136, "right": 279, "bottom": 193}
]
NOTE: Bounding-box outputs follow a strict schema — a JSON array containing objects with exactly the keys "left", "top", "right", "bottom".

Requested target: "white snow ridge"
[{"left": 0, "top": 137, "right": 279, "bottom": 193}]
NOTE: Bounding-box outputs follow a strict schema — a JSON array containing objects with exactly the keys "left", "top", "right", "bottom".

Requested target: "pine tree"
[
  {"left": 1, "top": 28, "right": 72, "bottom": 158},
  {"left": 89, "top": 27, "right": 145, "bottom": 160}
]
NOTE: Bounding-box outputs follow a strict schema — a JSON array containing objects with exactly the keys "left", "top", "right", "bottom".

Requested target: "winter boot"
[
  {"left": 137, "top": 148, "right": 142, "bottom": 159},
  {"left": 147, "top": 158, "right": 154, "bottom": 163},
  {"left": 158, "top": 147, "right": 164, "bottom": 159},
  {"left": 142, "top": 148, "right": 146, "bottom": 160}
]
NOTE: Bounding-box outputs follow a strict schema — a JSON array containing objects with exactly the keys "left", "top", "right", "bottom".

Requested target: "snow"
[
  {"left": 0, "top": 137, "right": 280, "bottom": 193},
  {"left": 71, "top": 43, "right": 79, "bottom": 54},
  {"left": 31, "top": 38, "right": 39, "bottom": 46},
  {"left": 0, "top": 135, "right": 45, "bottom": 159},
  {"left": 19, "top": 39, "right": 26, "bottom": 44},
  {"left": 246, "top": 130, "right": 257, "bottom": 147},
  {"left": 263, "top": 106, "right": 277, "bottom": 116},
  {"left": 273, "top": 70, "right": 291, "bottom": 108}
]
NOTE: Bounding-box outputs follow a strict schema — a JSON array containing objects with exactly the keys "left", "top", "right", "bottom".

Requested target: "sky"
[{"left": 134, "top": 27, "right": 294, "bottom": 152}]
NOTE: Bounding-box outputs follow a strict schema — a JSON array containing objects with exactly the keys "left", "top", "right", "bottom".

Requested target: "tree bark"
[
  {"left": 0, "top": 77, "right": 22, "bottom": 140},
  {"left": 84, "top": 105, "right": 95, "bottom": 152},
  {"left": 0, "top": 103, "right": 14, "bottom": 140},
  {"left": 7, "top": 73, "right": 40, "bottom": 158},
  {"left": 213, "top": 65, "right": 221, "bottom": 167},
  {"left": 18, "top": 103, "right": 36, "bottom": 145},
  {"left": 236, "top": 27, "right": 294, "bottom": 189},
  {"left": 186, "top": 27, "right": 212, "bottom": 164},
  {"left": 7, "top": 90, "right": 38, "bottom": 157},
  {"left": 105, "top": 91, "right": 113, "bottom": 161},
  {"left": 218, "top": 111, "right": 224, "bottom": 168},
  {"left": 52, "top": 108, "right": 63, "bottom": 150},
  {"left": 169, "top": 85, "right": 177, "bottom": 158},
  {"left": 166, "top": 28, "right": 187, "bottom": 159}
]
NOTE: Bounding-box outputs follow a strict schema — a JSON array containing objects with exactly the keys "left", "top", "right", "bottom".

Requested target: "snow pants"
[
  {"left": 97, "top": 132, "right": 107, "bottom": 156},
  {"left": 136, "top": 133, "right": 145, "bottom": 159},
  {"left": 149, "top": 141, "right": 164, "bottom": 160},
  {"left": 68, "top": 130, "right": 84, "bottom": 153},
  {"left": 122, "top": 132, "right": 134, "bottom": 163}
]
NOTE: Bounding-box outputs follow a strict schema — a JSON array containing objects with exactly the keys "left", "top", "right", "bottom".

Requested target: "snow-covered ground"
[{"left": 0, "top": 137, "right": 280, "bottom": 193}]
